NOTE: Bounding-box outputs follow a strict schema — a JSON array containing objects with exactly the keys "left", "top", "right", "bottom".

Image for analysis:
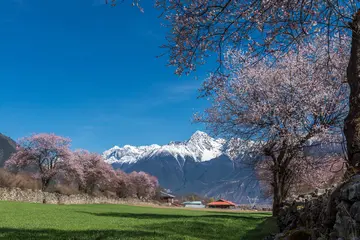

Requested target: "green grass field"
[{"left": 0, "top": 201, "right": 277, "bottom": 240}]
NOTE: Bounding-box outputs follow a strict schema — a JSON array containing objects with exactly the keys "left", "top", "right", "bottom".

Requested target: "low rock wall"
[
  {"left": 0, "top": 187, "right": 155, "bottom": 205},
  {"left": 275, "top": 174, "right": 360, "bottom": 240}
]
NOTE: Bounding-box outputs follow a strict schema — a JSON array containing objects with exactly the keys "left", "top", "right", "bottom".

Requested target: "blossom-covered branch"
[{"left": 156, "top": 0, "right": 355, "bottom": 75}]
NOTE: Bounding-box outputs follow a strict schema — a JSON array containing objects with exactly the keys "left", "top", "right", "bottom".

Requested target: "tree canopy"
[{"left": 196, "top": 36, "right": 348, "bottom": 215}]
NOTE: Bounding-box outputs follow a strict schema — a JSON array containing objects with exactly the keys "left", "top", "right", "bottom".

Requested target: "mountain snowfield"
[
  {"left": 103, "top": 131, "right": 227, "bottom": 165},
  {"left": 103, "top": 131, "right": 263, "bottom": 204}
]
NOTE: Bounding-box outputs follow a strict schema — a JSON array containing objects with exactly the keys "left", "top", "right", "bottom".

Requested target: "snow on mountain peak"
[
  {"left": 103, "top": 144, "right": 160, "bottom": 164},
  {"left": 103, "top": 131, "right": 228, "bottom": 165},
  {"left": 186, "top": 131, "right": 225, "bottom": 161},
  {"left": 190, "top": 130, "right": 209, "bottom": 138},
  {"left": 123, "top": 145, "right": 135, "bottom": 148},
  {"left": 110, "top": 145, "right": 121, "bottom": 150}
]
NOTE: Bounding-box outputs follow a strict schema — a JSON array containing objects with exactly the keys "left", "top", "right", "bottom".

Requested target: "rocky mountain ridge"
[
  {"left": 103, "top": 131, "right": 263, "bottom": 204},
  {"left": 0, "top": 133, "right": 16, "bottom": 167}
]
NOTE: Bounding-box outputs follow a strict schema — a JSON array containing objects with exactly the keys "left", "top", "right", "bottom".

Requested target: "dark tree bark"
[
  {"left": 41, "top": 178, "right": 50, "bottom": 204},
  {"left": 345, "top": 11, "right": 360, "bottom": 169},
  {"left": 272, "top": 167, "right": 289, "bottom": 217},
  {"left": 265, "top": 147, "right": 293, "bottom": 216},
  {"left": 272, "top": 175, "right": 282, "bottom": 216},
  {"left": 41, "top": 178, "right": 50, "bottom": 192}
]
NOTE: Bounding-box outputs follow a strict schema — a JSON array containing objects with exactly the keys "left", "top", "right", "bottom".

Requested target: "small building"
[
  {"left": 182, "top": 201, "right": 206, "bottom": 208},
  {"left": 207, "top": 199, "right": 237, "bottom": 209},
  {"left": 159, "top": 191, "right": 175, "bottom": 204}
]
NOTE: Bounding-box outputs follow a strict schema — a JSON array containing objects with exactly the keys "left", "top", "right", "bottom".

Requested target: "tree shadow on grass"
[
  {"left": 241, "top": 217, "right": 279, "bottom": 240},
  {"left": 76, "top": 212, "right": 272, "bottom": 240},
  {"left": 0, "top": 228, "right": 165, "bottom": 240},
  {"left": 143, "top": 220, "right": 239, "bottom": 240},
  {"left": 141, "top": 218, "right": 273, "bottom": 240}
]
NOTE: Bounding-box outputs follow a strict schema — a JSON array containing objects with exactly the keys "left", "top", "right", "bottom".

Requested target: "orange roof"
[{"left": 207, "top": 199, "right": 236, "bottom": 206}]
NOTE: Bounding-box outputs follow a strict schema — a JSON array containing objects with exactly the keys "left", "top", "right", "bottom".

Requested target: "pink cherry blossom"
[
  {"left": 72, "top": 149, "right": 116, "bottom": 194},
  {"left": 156, "top": 0, "right": 355, "bottom": 75},
  {"left": 5, "top": 133, "right": 74, "bottom": 191},
  {"left": 114, "top": 169, "right": 135, "bottom": 198},
  {"left": 256, "top": 154, "right": 346, "bottom": 199},
  {"left": 196, "top": 36, "right": 349, "bottom": 216},
  {"left": 155, "top": 0, "right": 360, "bottom": 169},
  {"left": 129, "top": 171, "right": 159, "bottom": 200}
]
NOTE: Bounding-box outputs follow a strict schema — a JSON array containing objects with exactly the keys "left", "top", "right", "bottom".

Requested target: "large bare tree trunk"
[
  {"left": 272, "top": 170, "right": 284, "bottom": 216},
  {"left": 41, "top": 178, "right": 51, "bottom": 204},
  {"left": 344, "top": 12, "right": 360, "bottom": 169},
  {"left": 272, "top": 186, "right": 282, "bottom": 216}
]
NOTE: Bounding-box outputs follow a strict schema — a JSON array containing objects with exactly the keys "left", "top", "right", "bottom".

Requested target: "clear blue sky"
[{"left": 0, "top": 0, "right": 211, "bottom": 153}]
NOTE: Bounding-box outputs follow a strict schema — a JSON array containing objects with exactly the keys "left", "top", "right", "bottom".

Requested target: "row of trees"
[{"left": 4, "top": 133, "right": 158, "bottom": 200}]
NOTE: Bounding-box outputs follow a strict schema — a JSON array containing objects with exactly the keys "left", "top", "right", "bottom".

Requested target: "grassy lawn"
[{"left": 0, "top": 201, "right": 277, "bottom": 240}]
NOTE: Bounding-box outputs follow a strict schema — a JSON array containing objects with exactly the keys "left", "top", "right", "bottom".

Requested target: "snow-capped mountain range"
[
  {"left": 103, "top": 131, "right": 227, "bottom": 165},
  {"left": 103, "top": 131, "right": 262, "bottom": 204},
  {"left": 103, "top": 131, "right": 343, "bottom": 204},
  {"left": 103, "top": 131, "right": 254, "bottom": 166}
]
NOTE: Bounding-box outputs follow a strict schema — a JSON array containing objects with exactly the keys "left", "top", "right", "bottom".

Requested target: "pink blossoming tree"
[
  {"left": 129, "top": 171, "right": 159, "bottom": 200},
  {"left": 256, "top": 154, "right": 346, "bottom": 200},
  {"left": 195, "top": 37, "right": 348, "bottom": 216},
  {"left": 107, "top": 1, "right": 360, "bottom": 170},
  {"left": 73, "top": 150, "right": 116, "bottom": 195},
  {"left": 5, "top": 133, "right": 76, "bottom": 192},
  {"left": 114, "top": 169, "right": 135, "bottom": 198},
  {"left": 153, "top": 0, "right": 360, "bottom": 170}
]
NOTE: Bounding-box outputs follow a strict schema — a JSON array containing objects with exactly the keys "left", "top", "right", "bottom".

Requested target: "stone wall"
[
  {"left": 274, "top": 174, "right": 360, "bottom": 240},
  {"left": 0, "top": 187, "right": 157, "bottom": 206}
]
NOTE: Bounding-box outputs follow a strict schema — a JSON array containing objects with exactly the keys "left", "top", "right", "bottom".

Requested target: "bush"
[{"left": 0, "top": 168, "right": 40, "bottom": 190}]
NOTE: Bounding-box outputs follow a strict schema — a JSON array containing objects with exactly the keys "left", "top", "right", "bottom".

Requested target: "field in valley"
[{"left": 0, "top": 201, "right": 277, "bottom": 240}]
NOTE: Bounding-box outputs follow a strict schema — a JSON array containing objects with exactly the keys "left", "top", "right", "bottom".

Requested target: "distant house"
[
  {"left": 159, "top": 191, "right": 175, "bottom": 204},
  {"left": 207, "top": 199, "right": 237, "bottom": 209},
  {"left": 182, "top": 201, "right": 206, "bottom": 208}
]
